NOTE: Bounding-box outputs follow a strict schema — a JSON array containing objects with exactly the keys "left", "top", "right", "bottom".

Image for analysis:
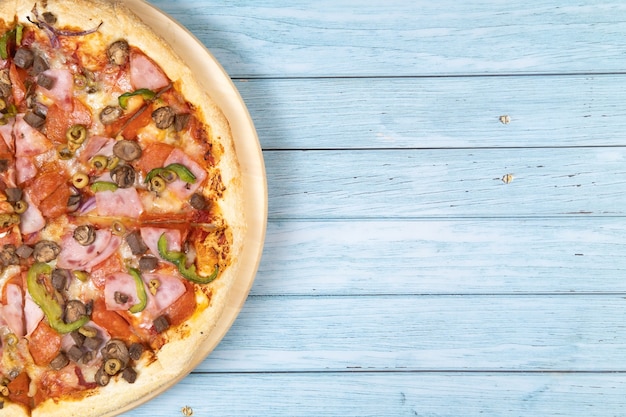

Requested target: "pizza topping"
[
  {"left": 99, "top": 106, "right": 123, "bottom": 125},
  {"left": 189, "top": 193, "right": 209, "bottom": 211},
  {"left": 56, "top": 229, "right": 121, "bottom": 271},
  {"left": 108, "top": 40, "right": 130, "bottom": 66},
  {"left": 71, "top": 172, "right": 89, "bottom": 189},
  {"left": 90, "top": 181, "right": 117, "bottom": 192},
  {"left": 66, "top": 124, "right": 87, "bottom": 145},
  {"left": 139, "top": 255, "right": 158, "bottom": 272},
  {"left": 88, "top": 155, "right": 109, "bottom": 171},
  {"left": 125, "top": 230, "right": 147, "bottom": 255},
  {"left": 122, "top": 367, "right": 137, "bottom": 383},
  {"left": 27, "top": 263, "right": 90, "bottom": 334},
  {"left": 5, "top": 188, "right": 22, "bottom": 203},
  {"left": 129, "top": 52, "right": 169, "bottom": 91},
  {"left": 51, "top": 269, "right": 68, "bottom": 291},
  {"left": 49, "top": 352, "right": 69, "bottom": 370},
  {"left": 112, "top": 139, "right": 142, "bottom": 162},
  {"left": 157, "top": 233, "right": 219, "bottom": 284},
  {"left": 73, "top": 225, "right": 96, "bottom": 246},
  {"left": 174, "top": 113, "right": 191, "bottom": 132},
  {"left": 118, "top": 88, "right": 155, "bottom": 110},
  {"left": 152, "top": 315, "right": 169, "bottom": 333},
  {"left": 13, "top": 48, "right": 34, "bottom": 70},
  {"left": 64, "top": 300, "right": 87, "bottom": 325},
  {"left": 152, "top": 106, "right": 175, "bottom": 129},
  {"left": 33, "top": 240, "right": 60, "bottom": 262},
  {"left": 23, "top": 110, "right": 45, "bottom": 128}
]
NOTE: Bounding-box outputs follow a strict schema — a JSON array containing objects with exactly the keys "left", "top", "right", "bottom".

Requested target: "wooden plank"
[
  {"left": 255, "top": 218, "right": 626, "bottom": 295},
  {"left": 235, "top": 75, "right": 626, "bottom": 150},
  {"left": 265, "top": 148, "right": 626, "bottom": 218},
  {"left": 149, "top": 0, "right": 626, "bottom": 77},
  {"left": 121, "top": 372, "right": 626, "bottom": 416},
  {"left": 194, "top": 295, "right": 626, "bottom": 372}
]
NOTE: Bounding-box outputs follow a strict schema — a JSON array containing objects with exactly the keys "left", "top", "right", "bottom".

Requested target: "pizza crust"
[{"left": 0, "top": 1, "right": 248, "bottom": 415}]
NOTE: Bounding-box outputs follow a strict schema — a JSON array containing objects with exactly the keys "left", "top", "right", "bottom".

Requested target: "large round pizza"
[{"left": 0, "top": 0, "right": 264, "bottom": 415}]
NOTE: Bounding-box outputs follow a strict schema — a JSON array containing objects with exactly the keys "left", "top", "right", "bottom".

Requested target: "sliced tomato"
[
  {"left": 163, "top": 279, "right": 197, "bottom": 327},
  {"left": 91, "top": 298, "right": 135, "bottom": 340},
  {"left": 136, "top": 141, "right": 175, "bottom": 173},
  {"left": 29, "top": 321, "right": 62, "bottom": 366},
  {"left": 39, "top": 183, "right": 71, "bottom": 218},
  {"left": 7, "top": 372, "right": 30, "bottom": 408}
]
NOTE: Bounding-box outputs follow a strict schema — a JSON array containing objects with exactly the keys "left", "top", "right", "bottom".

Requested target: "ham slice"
[
  {"left": 56, "top": 229, "right": 122, "bottom": 272},
  {"left": 140, "top": 227, "right": 181, "bottom": 260},
  {"left": 104, "top": 272, "right": 140, "bottom": 311},
  {"left": 38, "top": 69, "right": 74, "bottom": 111},
  {"left": 130, "top": 51, "right": 169, "bottom": 91},
  {"left": 2, "top": 283, "right": 24, "bottom": 337},
  {"left": 24, "top": 292, "right": 44, "bottom": 336},
  {"left": 79, "top": 136, "right": 114, "bottom": 164},
  {"left": 95, "top": 187, "right": 144, "bottom": 218},
  {"left": 143, "top": 273, "right": 186, "bottom": 313},
  {"left": 163, "top": 148, "right": 207, "bottom": 199},
  {"left": 16, "top": 157, "right": 37, "bottom": 184},
  {"left": 14, "top": 115, "right": 52, "bottom": 157},
  {"left": 19, "top": 194, "right": 45, "bottom": 235}
]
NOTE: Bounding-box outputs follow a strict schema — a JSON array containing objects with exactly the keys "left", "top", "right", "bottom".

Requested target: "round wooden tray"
[{"left": 114, "top": 0, "right": 267, "bottom": 415}]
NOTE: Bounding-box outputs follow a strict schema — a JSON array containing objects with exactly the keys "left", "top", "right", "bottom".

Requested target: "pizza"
[{"left": 0, "top": 0, "right": 246, "bottom": 415}]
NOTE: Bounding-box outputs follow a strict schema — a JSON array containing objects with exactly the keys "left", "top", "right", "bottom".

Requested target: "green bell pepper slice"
[
  {"left": 145, "top": 163, "right": 196, "bottom": 185},
  {"left": 118, "top": 88, "right": 156, "bottom": 110},
  {"left": 157, "top": 233, "right": 219, "bottom": 284},
  {"left": 27, "top": 263, "right": 90, "bottom": 334},
  {"left": 128, "top": 268, "right": 147, "bottom": 314}
]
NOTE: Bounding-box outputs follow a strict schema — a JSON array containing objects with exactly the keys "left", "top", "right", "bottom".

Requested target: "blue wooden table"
[{"left": 121, "top": 1, "right": 626, "bottom": 415}]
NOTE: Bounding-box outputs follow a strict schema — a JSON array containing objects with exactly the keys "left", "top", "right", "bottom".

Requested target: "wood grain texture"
[
  {"left": 235, "top": 75, "right": 626, "bottom": 150},
  {"left": 149, "top": 0, "right": 626, "bottom": 77},
  {"left": 265, "top": 148, "right": 626, "bottom": 218},
  {"left": 123, "top": 372, "right": 626, "bottom": 417},
  {"left": 254, "top": 218, "right": 626, "bottom": 295}
]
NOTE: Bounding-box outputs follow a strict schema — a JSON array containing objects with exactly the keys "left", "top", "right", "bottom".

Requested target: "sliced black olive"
[
  {"left": 113, "top": 140, "right": 142, "bottom": 162},
  {"left": 110, "top": 164, "right": 136, "bottom": 188},
  {"left": 107, "top": 40, "right": 130, "bottom": 66},
  {"left": 102, "top": 339, "right": 130, "bottom": 368},
  {"left": 138, "top": 255, "right": 158, "bottom": 272},
  {"left": 50, "top": 352, "right": 69, "bottom": 370},
  {"left": 174, "top": 113, "right": 191, "bottom": 132},
  {"left": 128, "top": 343, "right": 144, "bottom": 361},
  {"left": 51, "top": 268, "right": 69, "bottom": 291},
  {"left": 125, "top": 230, "right": 148, "bottom": 255},
  {"left": 67, "top": 345, "right": 84, "bottom": 363},
  {"left": 153, "top": 315, "right": 169, "bottom": 333},
  {"left": 73, "top": 225, "right": 96, "bottom": 246},
  {"left": 189, "top": 193, "right": 209, "bottom": 210},
  {"left": 31, "top": 54, "right": 49, "bottom": 76},
  {"left": 67, "top": 194, "right": 82, "bottom": 212},
  {"left": 13, "top": 48, "right": 34, "bottom": 69},
  {"left": 70, "top": 330, "right": 86, "bottom": 347},
  {"left": 15, "top": 244, "right": 33, "bottom": 259},
  {"left": 122, "top": 367, "right": 137, "bottom": 383},
  {"left": 152, "top": 106, "right": 175, "bottom": 129},
  {"left": 37, "top": 73, "right": 56, "bottom": 90},
  {"left": 114, "top": 291, "right": 129, "bottom": 305},
  {"left": 4, "top": 188, "right": 22, "bottom": 203},
  {"left": 33, "top": 240, "right": 60, "bottom": 263},
  {"left": 23, "top": 111, "right": 46, "bottom": 129},
  {"left": 64, "top": 300, "right": 87, "bottom": 324},
  {"left": 0, "top": 160, "right": 8, "bottom": 173},
  {"left": 0, "top": 245, "right": 18, "bottom": 266},
  {"left": 95, "top": 366, "right": 110, "bottom": 386},
  {"left": 99, "top": 105, "right": 123, "bottom": 125}
]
